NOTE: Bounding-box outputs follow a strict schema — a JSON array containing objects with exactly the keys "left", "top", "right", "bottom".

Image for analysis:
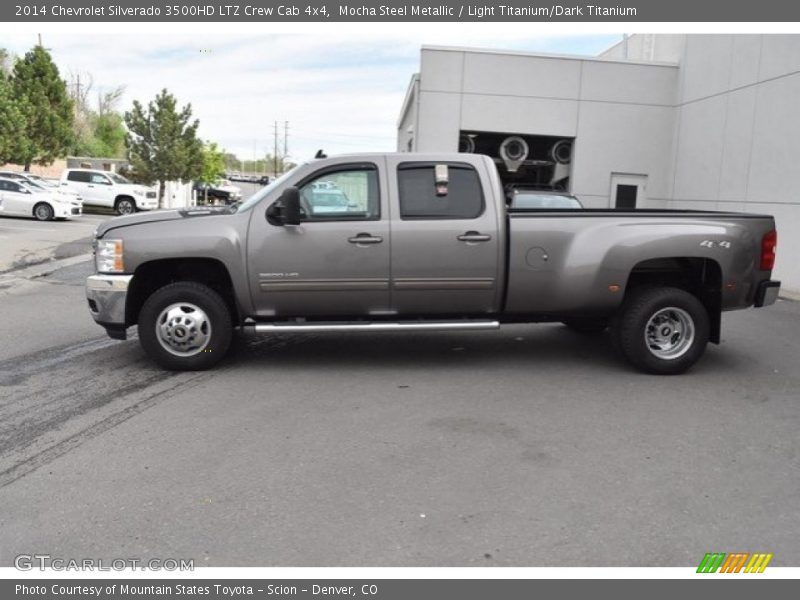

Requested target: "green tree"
[
  {"left": 74, "top": 112, "right": 127, "bottom": 158},
  {"left": 0, "top": 48, "right": 12, "bottom": 76},
  {"left": 124, "top": 88, "right": 203, "bottom": 206},
  {"left": 197, "top": 141, "right": 227, "bottom": 204},
  {"left": 69, "top": 76, "right": 127, "bottom": 158},
  {"left": 0, "top": 72, "right": 28, "bottom": 164},
  {"left": 11, "top": 45, "right": 74, "bottom": 170},
  {"left": 199, "top": 142, "right": 226, "bottom": 182}
]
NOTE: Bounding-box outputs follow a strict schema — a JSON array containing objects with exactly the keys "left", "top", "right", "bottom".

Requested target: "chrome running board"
[{"left": 245, "top": 320, "right": 500, "bottom": 334}]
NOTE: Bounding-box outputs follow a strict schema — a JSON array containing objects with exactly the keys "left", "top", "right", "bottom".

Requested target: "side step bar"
[{"left": 244, "top": 320, "right": 500, "bottom": 334}]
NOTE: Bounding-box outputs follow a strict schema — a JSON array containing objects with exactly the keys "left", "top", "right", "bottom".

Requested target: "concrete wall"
[
  {"left": 403, "top": 38, "right": 800, "bottom": 292},
  {"left": 410, "top": 46, "right": 678, "bottom": 208},
  {"left": 665, "top": 35, "right": 800, "bottom": 293},
  {"left": 0, "top": 160, "right": 66, "bottom": 178},
  {"left": 396, "top": 75, "right": 419, "bottom": 153}
]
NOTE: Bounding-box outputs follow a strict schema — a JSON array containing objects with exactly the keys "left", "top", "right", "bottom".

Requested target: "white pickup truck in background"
[{"left": 60, "top": 169, "right": 158, "bottom": 215}]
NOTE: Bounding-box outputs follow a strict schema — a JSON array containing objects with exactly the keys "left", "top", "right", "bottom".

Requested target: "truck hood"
[{"left": 95, "top": 207, "right": 232, "bottom": 238}]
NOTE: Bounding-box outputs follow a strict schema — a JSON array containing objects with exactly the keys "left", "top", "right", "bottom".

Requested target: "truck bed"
[{"left": 504, "top": 208, "right": 776, "bottom": 315}]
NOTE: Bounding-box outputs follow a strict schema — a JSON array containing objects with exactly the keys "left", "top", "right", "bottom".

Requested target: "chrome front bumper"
[{"left": 86, "top": 274, "right": 132, "bottom": 335}]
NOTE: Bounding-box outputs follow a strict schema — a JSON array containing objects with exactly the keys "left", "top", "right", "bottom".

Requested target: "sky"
[{"left": 2, "top": 29, "right": 621, "bottom": 165}]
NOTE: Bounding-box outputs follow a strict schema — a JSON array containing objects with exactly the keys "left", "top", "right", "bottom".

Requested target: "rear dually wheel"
[{"left": 612, "top": 286, "right": 709, "bottom": 375}]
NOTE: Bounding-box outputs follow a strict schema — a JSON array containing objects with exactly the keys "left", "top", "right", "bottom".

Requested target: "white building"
[{"left": 398, "top": 35, "right": 800, "bottom": 293}]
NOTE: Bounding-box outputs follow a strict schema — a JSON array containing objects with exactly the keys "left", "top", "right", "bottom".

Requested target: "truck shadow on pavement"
[{"left": 226, "top": 324, "right": 744, "bottom": 376}]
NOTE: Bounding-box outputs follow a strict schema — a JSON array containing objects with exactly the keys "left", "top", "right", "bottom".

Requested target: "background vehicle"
[
  {"left": 60, "top": 169, "right": 157, "bottom": 215},
  {"left": 194, "top": 180, "right": 242, "bottom": 205},
  {"left": 0, "top": 177, "right": 82, "bottom": 221},
  {"left": 507, "top": 188, "right": 583, "bottom": 209},
  {"left": 0, "top": 170, "right": 83, "bottom": 204},
  {"left": 85, "top": 153, "right": 780, "bottom": 375}
]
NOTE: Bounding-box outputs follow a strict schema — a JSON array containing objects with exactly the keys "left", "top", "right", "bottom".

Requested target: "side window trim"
[
  {"left": 397, "top": 161, "right": 486, "bottom": 221},
  {"left": 295, "top": 162, "right": 381, "bottom": 222}
]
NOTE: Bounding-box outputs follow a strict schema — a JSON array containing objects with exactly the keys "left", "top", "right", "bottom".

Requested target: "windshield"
[
  {"left": 235, "top": 164, "right": 305, "bottom": 212},
  {"left": 107, "top": 172, "right": 131, "bottom": 184},
  {"left": 24, "top": 180, "right": 47, "bottom": 191}
]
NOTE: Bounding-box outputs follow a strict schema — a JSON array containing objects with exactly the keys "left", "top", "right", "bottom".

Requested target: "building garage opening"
[{"left": 458, "top": 130, "right": 574, "bottom": 194}]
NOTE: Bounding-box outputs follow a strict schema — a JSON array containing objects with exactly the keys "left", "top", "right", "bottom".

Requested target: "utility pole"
[
  {"left": 283, "top": 121, "right": 289, "bottom": 159},
  {"left": 273, "top": 121, "right": 279, "bottom": 178}
]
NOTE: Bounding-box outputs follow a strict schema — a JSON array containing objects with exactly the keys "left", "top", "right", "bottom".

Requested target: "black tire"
[
  {"left": 562, "top": 317, "right": 609, "bottom": 334},
  {"left": 611, "top": 286, "right": 709, "bottom": 375},
  {"left": 33, "top": 202, "right": 54, "bottom": 221},
  {"left": 115, "top": 196, "right": 136, "bottom": 215},
  {"left": 138, "top": 282, "right": 232, "bottom": 371}
]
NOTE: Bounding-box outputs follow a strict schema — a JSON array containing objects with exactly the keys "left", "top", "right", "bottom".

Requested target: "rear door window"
[{"left": 398, "top": 163, "right": 484, "bottom": 220}]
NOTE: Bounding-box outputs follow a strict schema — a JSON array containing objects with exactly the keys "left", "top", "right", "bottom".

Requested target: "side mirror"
[
  {"left": 266, "top": 186, "right": 302, "bottom": 226},
  {"left": 282, "top": 187, "right": 302, "bottom": 225}
]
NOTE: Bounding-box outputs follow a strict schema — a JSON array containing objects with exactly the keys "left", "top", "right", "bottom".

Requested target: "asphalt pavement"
[
  {"left": 0, "top": 213, "right": 106, "bottom": 273},
  {"left": 0, "top": 253, "right": 798, "bottom": 567}
]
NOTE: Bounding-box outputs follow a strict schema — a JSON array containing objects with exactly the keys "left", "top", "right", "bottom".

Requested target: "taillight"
[{"left": 760, "top": 230, "right": 777, "bottom": 271}]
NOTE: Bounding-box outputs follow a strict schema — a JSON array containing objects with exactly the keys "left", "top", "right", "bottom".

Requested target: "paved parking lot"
[
  {"left": 0, "top": 180, "right": 264, "bottom": 273},
  {"left": 0, "top": 213, "right": 108, "bottom": 272},
  {"left": 0, "top": 254, "right": 798, "bottom": 567}
]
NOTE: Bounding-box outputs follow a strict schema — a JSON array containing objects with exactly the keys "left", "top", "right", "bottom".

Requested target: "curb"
[
  {"left": 779, "top": 290, "right": 800, "bottom": 302},
  {"left": 0, "top": 253, "right": 93, "bottom": 285}
]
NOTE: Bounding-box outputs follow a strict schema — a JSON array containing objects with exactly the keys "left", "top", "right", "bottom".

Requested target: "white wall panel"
[
  {"left": 460, "top": 94, "right": 578, "bottom": 137},
  {"left": 462, "top": 53, "right": 581, "bottom": 99}
]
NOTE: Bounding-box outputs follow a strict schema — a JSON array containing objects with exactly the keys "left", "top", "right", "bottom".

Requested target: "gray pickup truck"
[{"left": 86, "top": 153, "right": 780, "bottom": 374}]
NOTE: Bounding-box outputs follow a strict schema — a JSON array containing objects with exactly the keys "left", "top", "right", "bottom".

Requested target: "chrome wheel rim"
[
  {"left": 156, "top": 302, "right": 211, "bottom": 357},
  {"left": 118, "top": 200, "right": 134, "bottom": 215},
  {"left": 644, "top": 306, "right": 695, "bottom": 360},
  {"left": 35, "top": 205, "right": 51, "bottom": 220}
]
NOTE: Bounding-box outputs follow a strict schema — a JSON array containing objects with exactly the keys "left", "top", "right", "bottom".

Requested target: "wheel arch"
[
  {"left": 125, "top": 257, "right": 240, "bottom": 327},
  {"left": 624, "top": 257, "right": 722, "bottom": 344},
  {"left": 114, "top": 194, "right": 136, "bottom": 208}
]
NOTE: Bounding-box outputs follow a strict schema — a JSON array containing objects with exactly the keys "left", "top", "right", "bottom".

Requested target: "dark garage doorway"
[{"left": 615, "top": 184, "right": 638, "bottom": 209}]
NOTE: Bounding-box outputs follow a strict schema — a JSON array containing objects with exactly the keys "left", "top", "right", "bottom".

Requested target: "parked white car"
[
  {"left": 0, "top": 177, "right": 82, "bottom": 221},
  {"left": 0, "top": 170, "right": 83, "bottom": 204},
  {"left": 60, "top": 169, "right": 158, "bottom": 215}
]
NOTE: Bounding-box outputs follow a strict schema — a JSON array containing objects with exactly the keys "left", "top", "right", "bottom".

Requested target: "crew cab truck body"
[{"left": 86, "top": 153, "right": 780, "bottom": 374}]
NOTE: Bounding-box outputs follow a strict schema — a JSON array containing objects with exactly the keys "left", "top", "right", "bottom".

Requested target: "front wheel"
[
  {"left": 33, "top": 202, "right": 54, "bottom": 221},
  {"left": 115, "top": 197, "right": 136, "bottom": 215},
  {"left": 138, "top": 282, "right": 232, "bottom": 370},
  {"left": 611, "top": 287, "right": 709, "bottom": 375}
]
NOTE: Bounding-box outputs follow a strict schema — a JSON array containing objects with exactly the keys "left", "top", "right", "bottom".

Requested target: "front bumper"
[
  {"left": 86, "top": 274, "right": 132, "bottom": 338},
  {"left": 136, "top": 199, "right": 158, "bottom": 210},
  {"left": 755, "top": 280, "right": 781, "bottom": 307},
  {"left": 54, "top": 203, "right": 81, "bottom": 219}
]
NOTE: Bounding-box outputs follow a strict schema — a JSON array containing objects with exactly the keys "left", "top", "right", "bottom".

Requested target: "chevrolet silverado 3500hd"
[{"left": 86, "top": 153, "right": 780, "bottom": 374}]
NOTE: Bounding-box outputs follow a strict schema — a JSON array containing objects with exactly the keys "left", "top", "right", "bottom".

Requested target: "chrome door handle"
[
  {"left": 457, "top": 231, "right": 492, "bottom": 242},
  {"left": 348, "top": 233, "right": 383, "bottom": 244}
]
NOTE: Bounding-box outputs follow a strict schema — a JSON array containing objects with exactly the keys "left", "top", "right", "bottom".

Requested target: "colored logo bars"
[{"left": 697, "top": 552, "right": 773, "bottom": 573}]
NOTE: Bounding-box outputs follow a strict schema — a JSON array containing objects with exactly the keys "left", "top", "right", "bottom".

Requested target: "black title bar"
[{"left": 4, "top": 0, "right": 800, "bottom": 22}]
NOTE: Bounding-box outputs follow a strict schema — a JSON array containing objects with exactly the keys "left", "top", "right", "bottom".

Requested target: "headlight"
[{"left": 96, "top": 239, "right": 125, "bottom": 273}]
